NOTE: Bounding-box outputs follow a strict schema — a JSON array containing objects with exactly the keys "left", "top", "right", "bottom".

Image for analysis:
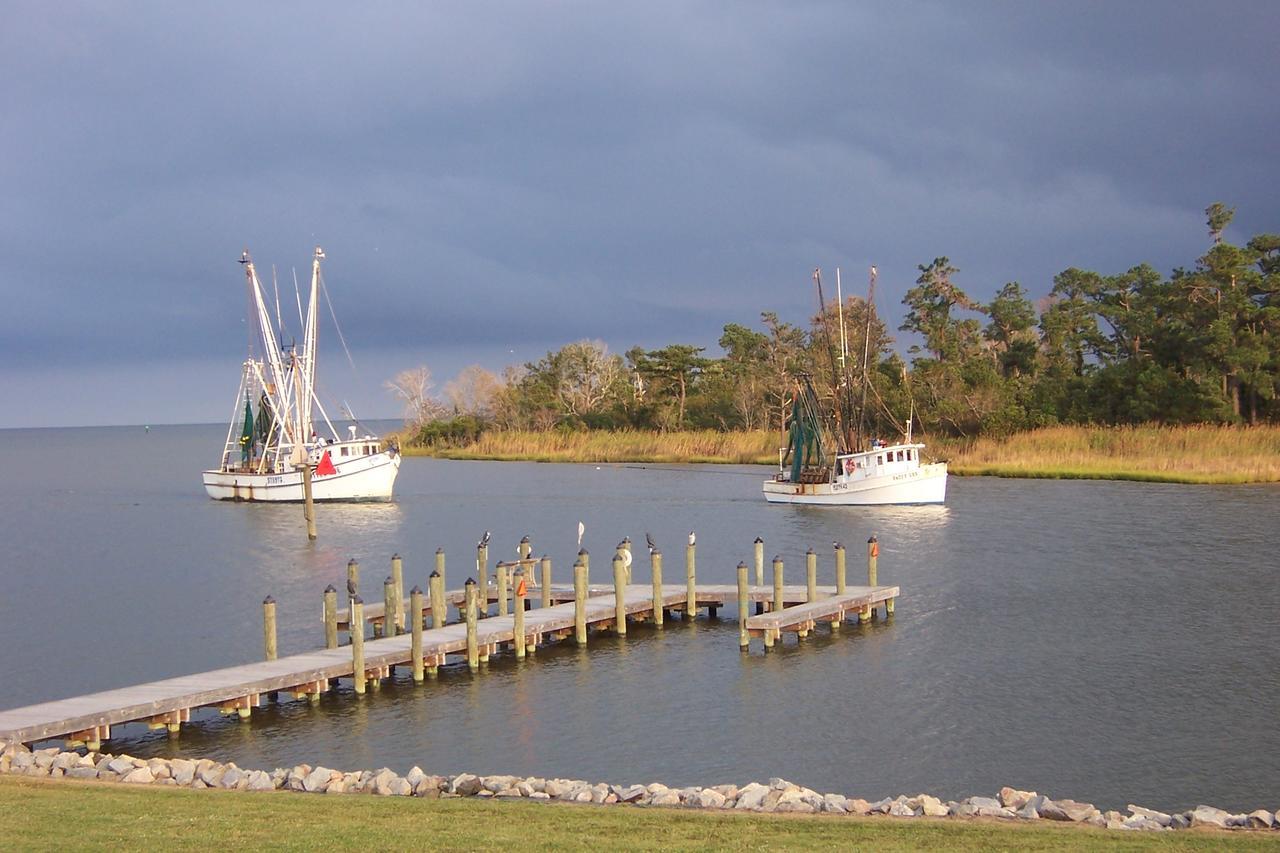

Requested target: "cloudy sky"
[{"left": 3, "top": 2, "right": 1276, "bottom": 428}]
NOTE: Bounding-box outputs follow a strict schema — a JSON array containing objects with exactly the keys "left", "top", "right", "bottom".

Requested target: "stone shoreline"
[{"left": 2, "top": 742, "right": 1275, "bottom": 833}]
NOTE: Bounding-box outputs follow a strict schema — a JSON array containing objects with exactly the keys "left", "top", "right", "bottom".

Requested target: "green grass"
[{"left": 5, "top": 776, "right": 1269, "bottom": 852}]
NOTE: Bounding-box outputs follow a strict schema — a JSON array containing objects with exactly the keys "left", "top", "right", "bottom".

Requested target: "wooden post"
[
  {"left": 579, "top": 548, "right": 590, "bottom": 588},
  {"left": 835, "top": 542, "right": 846, "bottom": 595},
  {"left": 650, "top": 549, "right": 664, "bottom": 628},
  {"left": 497, "top": 560, "right": 509, "bottom": 617},
  {"left": 464, "top": 579, "right": 479, "bottom": 671},
  {"left": 573, "top": 559, "right": 587, "bottom": 645},
  {"left": 753, "top": 537, "right": 764, "bottom": 587},
  {"left": 477, "top": 542, "right": 489, "bottom": 616},
  {"left": 323, "top": 585, "right": 338, "bottom": 649},
  {"left": 613, "top": 552, "right": 627, "bottom": 636},
  {"left": 410, "top": 586, "right": 424, "bottom": 683},
  {"left": 347, "top": 559, "right": 360, "bottom": 596},
  {"left": 429, "top": 569, "right": 446, "bottom": 629},
  {"left": 301, "top": 464, "right": 317, "bottom": 540},
  {"left": 772, "top": 555, "right": 784, "bottom": 614},
  {"left": 685, "top": 540, "right": 696, "bottom": 619},
  {"left": 518, "top": 535, "right": 531, "bottom": 562},
  {"left": 513, "top": 568, "right": 527, "bottom": 658},
  {"left": 737, "top": 561, "right": 749, "bottom": 650},
  {"left": 540, "top": 555, "right": 553, "bottom": 609},
  {"left": 350, "top": 596, "right": 366, "bottom": 695},
  {"left": 806, "top": 548, "right": 817, "bottom": 603},
  {"left": 262, "top": 596, "right": 277, "bottom": 661},
  {"left": 391, "top": 554, "right": 404, "bottom": 632},
  {"left": 435, "top": 546, "right": 446, "bottom": 599},
  {"left": 863, "top": 535, "right": 878, "bottom": 624},
  {"left": 378, "top": 576, "right": 394, "bottom": 638},
  {"left": 621, "top": 537, "right": 632, "bottom": 584}
]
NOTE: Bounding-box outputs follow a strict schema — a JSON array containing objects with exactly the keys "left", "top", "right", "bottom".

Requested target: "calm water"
[{"left": 1, "top": 423, "right": 1277, "bottom": 812}]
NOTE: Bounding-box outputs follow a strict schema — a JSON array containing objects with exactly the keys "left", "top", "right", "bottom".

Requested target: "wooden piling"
[
  {"left": 477, "top": 542, "right": 489, "bottom": 613},
  {"left": 347, "top": 559, "right": 360, "bottom": 596},
  {"left": 410, "top": 586, "right": 424, "bottom": 683},
  {"left": 262, "top": 596, "right": 277, "bottom": 662},
  {"left": 301, "top": 464, "right": 317, "bottom": 541},
  {"left": 573, "top": 559, "right": 587, "bottom": 645},
  {"left": 464, "top": 579, "right": 479, "bottom": 671},
  {"left": 613, "top": 553, "right": 627, "bottom": 636},
  {"left": 429, "top": 569, "right": 446, "bottom": 629},
  {"left": 579, "top": 548, "right": 590, "bottom": 587},
  {"left": 322, "top": 585, "right": 338, "bottom": 649},
  {"left": 650, "top": 549, "right": 664, "bottom": 628},
  {"left": 513, "top": 568, "right": 527, "bottom": 658},
  {"left": 380, "top": 576, "right": 395, "bottom": 638},
  {"left": 753, "top": 537, "right": 764, "bottom": 587},
  {"left": 540, "top": 555, "right": 553, "bottom": 609},
  {"left": 806, "top": 548, "right": 817, "bottom": 603},
  {"left": 497, "top": 560, "right": 509, "bottom": 617},
  {"left": 518, "top": 535, "right": 531, "bottom": 562},
  {"left": 685, "top": 541, "right": 696, "bottom": 619},
  {"left": 867, "top": 535, "right": 878, "bottom": 586},
  {"left": 391, "top": 554, "right": 404, "bottom": 632},
  {"left": 621, "top": 537, "right": 632, "bottom": 584},
  {"left": 435, "top": 547, "right": 446, "bottom": 599},
  {"left": 835, "top": 542, "right": 847, "bottom": 595},
  {"left": 772, "top": 555, "right": 784, "bottom": 614},
  {"left": 737, "top": 562, "right": 749, "bottom": 649},
  {"left": 350, "top": 596, "right": 366, "bottom": 695}
]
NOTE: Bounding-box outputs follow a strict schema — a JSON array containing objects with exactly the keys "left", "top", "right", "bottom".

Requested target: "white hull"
[
  {"left": 764, "top": 462, "right": 947, "bottom": 505},
  {"left": 203, "top": 451, "right": 400, "bottom": 502}
]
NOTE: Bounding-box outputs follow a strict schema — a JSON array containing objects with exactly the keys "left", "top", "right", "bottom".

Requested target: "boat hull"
[
  {"left": 203, "top": 451, "right": 401, "bottom": 502},
  {"left": 763, "top": 462, "right": 948, "bottom": 506}
]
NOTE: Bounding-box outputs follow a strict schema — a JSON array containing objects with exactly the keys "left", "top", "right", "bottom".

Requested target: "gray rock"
[
  {"left": 450, "top": 773, "right": 483, "bottom": 797},
  {"left": 888, "top": 801, "right": 917, "bottom": 817},
  {"left": 1170, "top": 813, "right": 1191, "bottom": 830},
  {"left": 869, "top": 797, "right": 895, "bottom": 814},
  {"left": 1016, "top": 801, "right": 1040, "bottom": 820},
  {"left": 219, "top": 767, "right": 246, "bottom": 789},
  {"left": 712, "top": 784, "right": 740, "bottom": 800},
  {"left": 822, "top": 793, "right": 850, "bottom": 814},
  {"left": 371, "top": 770, "right": 399, "bottom": 796},
  {"left": 776, "top": 801, "right": 816, "bottom": 814},
  {"left": 529, "top": 791, "right": 550, "bottom": 800},
  {"left": 67, "top": 766, "right": 99, "bottom": 780},
  {"left": 1127, "top": 804, "right": 1171, "bottom": 827},
  {"left": 618, "top": 784, "right": 647, "bottom": 803},
  {"left": 404, "top": 766, "right": 426, "bottom": 788},
  {"left": 1188, "top": 805, "right": 1232, "bottom": 829},
  {"left": 121, "top": 767, "right": 155, "bottom": 784},
  {"left": 1040, "top": 798, "right": 1099, "bottom": 822},
  {"left": 303, "top": 766, "right": 334, "bottom": 793},
  {"left": 246, "top": 770, "right": 274, "bottom": 792},
  {"left": 1247, "top": 809, "right": 1275, "bottom": 829},
  {"left": 74, "top": 753, "right": 97, "bottom": 769},
  {"left": 847, "top": 798, "right": 871, "bottom": 815},
  {"left": 952, "top": 803, "right": 979, "bottom": 818},
  {"left": 591, "top": 783, "right": 611, "bottom": 804},
  {"left": 496, "top": 787, "right": 522, "bottom": 798},
  {"left": 51, "top": 752, "right": 78, "bottom": 772},
  {"left": 908, "top": 794, "right": 948, "bottom": 817},
  {"left": 999, "top": 786, "right": 1037, "bottom": 810},
  {"left": 326, "top": 779, "right": 347, "bottom": 794},
  {"left": 11, "top": 752, "right": 36, "bottom": 771},
  {"left": 1122, "top": 816, "right": 1167, "bottom": 831},
  {"left": 696, "top": 789, "right": 727, "bottom": 809},
  {"left": 967, "top": 796, "right": 1002, "bottom": 811},
  {"left": 388, "top": 777, "right": 413, "bottom": 796},
  {"left": 735, "top": 783, "right": 769, "bottom": 811},
  {"left": 107, "top": 756, "right": 136, "bottom": 776},
  {"left": 543, "top": 779, "right": 566, "bottom": 798},
  {"left": 147, "top": 759, "right": 172, "bottom": 780},
  {"left": 414, "top": 777, "right": 441, "bottom": 798},
  {"left": 198, "top": 764, "right": 226, "bottom": 788},
  {"left": 483, "top": 775, "right": 517, "bottom": 794},
  {"left": 170, "top": 759, "right": 196, "bottom": 786},
  {"left": 573, "top": 790, "right": 593, "bottom": 803},
  {"left": 650, "top": 790, "right": 681, "bottom": 806}
]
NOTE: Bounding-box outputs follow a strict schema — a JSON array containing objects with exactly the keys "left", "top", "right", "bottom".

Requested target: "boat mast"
[
  {"left": 241, "top": 252, "right": 294, "bottom": 448},
  {"left": 856, "top": 265, "right": 877, "bottom": 452},
  {"left": 812, "top": 268, "right": 850, "bottom": 454},
  {"left": 298, "top": 247, "right": 323, "bottom": 448}
]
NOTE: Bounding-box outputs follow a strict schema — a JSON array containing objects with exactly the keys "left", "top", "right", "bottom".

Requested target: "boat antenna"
[
  {"left": 319, "top": 269, "right": 357, "bottom": 372},
  {"left": 812, "top": 268, "right": 849, "bottom": 453},
  {"left": 856, "top": 265, "right": 877, "bottom": 452},
  {"left": 836, "top": 267, "right": 848, "bottom": 380},
  {"left": 292, "top": 267, "right": 305, "bottom": 336},
  {"left": 240, "top": 250, "right": 256, "bottom": 360}
]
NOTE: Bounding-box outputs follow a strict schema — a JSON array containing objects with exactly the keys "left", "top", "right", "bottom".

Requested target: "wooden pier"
[{"left": 0, "top": 539, "right": 898, "bottom": 751}]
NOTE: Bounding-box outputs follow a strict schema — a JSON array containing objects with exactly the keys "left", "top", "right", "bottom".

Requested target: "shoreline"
[
  {"left": 3, "top": 745, "right": 1275, "bottom": 836},
  {"left": 394, "top": 424, "right": 1280, "bottom": 485}
]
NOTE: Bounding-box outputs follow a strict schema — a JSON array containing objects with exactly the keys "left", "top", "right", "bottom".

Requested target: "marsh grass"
[
  {"left": 4, "top": 777, "right": 1262, "bottom": 852},
  {"left": 399, "top": 424, "right": 1280, "bottom": 484},
  {"left": 936, "top": 424, "right": 1280, "bottom": 484}
]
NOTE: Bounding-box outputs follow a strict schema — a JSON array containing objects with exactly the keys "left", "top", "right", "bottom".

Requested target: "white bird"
[
  {"left": 577, "top": 521, "right": 585, "bottom": 548},
  {"left": 478, "top": 530, "right": 491, "bottom": 548},
  {"left": 645, "top": 532, "right": 656, "bottom": 554},
  {"left": 688, "top": 530, "right": 696, "bottom": 546}
]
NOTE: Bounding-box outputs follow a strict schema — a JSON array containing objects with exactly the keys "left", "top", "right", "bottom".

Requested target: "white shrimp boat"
[
  {"left": 202, "top": 247, "right": 400, "bottom": 502},
  {"left": 763, "top": 267, "right": 947, "bottom": 506}
]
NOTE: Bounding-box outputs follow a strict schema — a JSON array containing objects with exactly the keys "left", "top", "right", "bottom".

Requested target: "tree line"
[{"left": 389, "top": 204, "right": 1280, "bottom": 446}]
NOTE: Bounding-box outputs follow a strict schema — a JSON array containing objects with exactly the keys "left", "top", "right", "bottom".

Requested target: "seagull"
[
  {"left": 478, "top": 530, "right": 491, "bottom": 548},
  {"left": 346, "top": 578, "right": 358, "bottom": 597},
  {"left": 645, "top": 532, "right": 656, "bottom": 554},
  {"left": 577, "top": 521, "right": 585, "bottom": 548},
  {"left": 688, "top": 530, "right": 696, "bottom": 547}
]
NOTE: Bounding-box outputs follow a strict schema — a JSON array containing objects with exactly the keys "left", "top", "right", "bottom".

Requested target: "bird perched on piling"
[
  {"left": 645, "top": 532, "right": 657, "bottom": 554},
  {"left": 478, "top": 530, "right": 491, "bottom": 548},
  {"left": 346, "top": 578, "right": 358, "bottom": 597},
  {"left": 577, "top": 521, "right": 585, "bottom": 548},
  {"left": 688, "top": 531, "right": 696, "bottom": 546}
]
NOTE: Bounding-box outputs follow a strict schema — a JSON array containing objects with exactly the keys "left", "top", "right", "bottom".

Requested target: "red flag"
[
  {"left": 315, "top": 451, "right": 336, "bottom": 477},
  {"left": 516, "top": 577, "right": 528, "bottom": 598}
]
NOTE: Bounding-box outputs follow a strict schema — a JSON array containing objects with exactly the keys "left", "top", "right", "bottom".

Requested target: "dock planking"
[{"left": 744, "top": 586, "right": 899, "bottom": 648}]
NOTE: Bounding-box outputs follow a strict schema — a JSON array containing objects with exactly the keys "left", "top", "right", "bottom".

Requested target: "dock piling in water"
[
  {"left": 753, "top": 537, "right": 764, "bottom": 587},
  {"left": 262, "top": 596, "right": 277, "bottom": 662},
  {"left": 347, "top": 559, "right": 360, "bottom": 598},
  {"left": 540, "top": 555, "right": 552, "bottom": 609},
  {"left": 350, "top": 597, "right": 366, "bottom": 695},
  {"left": 835, "top": 542, "right": 846, "bottom": 596},
  {"left": 301, "top": 465, "right": 317, "bottom": 540},
  {"left": 477, "top": 542, "right": 489, "bottom": 615},
  {"left": 497, "top": 560, "right": 509, "bottom": 617},
  {"left": 806, "top": 548, "right": 817, "bottom": 604},
  {"left": 391, "top": 554, "right": 404, "bottom": 632},
  {"left": 514, "top": 568, "right": 527, "bottom": 658},
  {"left": 651, "top": 549, "right": 664, "bottom": 628},
  {"left": 685, "top": 541, "right": 696, "bottom": 619},
  {"left": 573, "top": 559, "right": 587, "bottom": 645},
  {"left": 323, "top": 585, "right": 338, "bottom": 649},
  {"left": 613, "top": 552, "right": 627, "bottom": 636},
  {"left": 737, "top": 562, "right": 749, "bottom": 649},
  {"left": 863, "top": 536, "right": 879, "bottom": 623},
  {"left": 380, "top": 577, "right": 395, "bottom": 638},
  {"left": 465, "top": 579, "right": 479, "bottom": 671},
  {"left": 410, "top": 586, "right": 424, "bottom": 682}
]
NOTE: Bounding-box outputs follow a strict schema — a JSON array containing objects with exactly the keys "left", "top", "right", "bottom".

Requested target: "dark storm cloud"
[{"left": 1, "top": 1, "right": 1277, "bottom": 425}]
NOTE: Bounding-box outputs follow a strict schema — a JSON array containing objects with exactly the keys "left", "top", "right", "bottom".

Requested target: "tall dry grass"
[
  {"left": 417, "top": 429, "right": 780, "bottom": 465},
  {"left": 935, "top": 424, "right": 1280, "bottom": 484}
]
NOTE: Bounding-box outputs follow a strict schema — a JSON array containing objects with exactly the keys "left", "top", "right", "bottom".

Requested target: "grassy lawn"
[{"left": 6, "top": 776, "right": 1270, "bottom": 851}]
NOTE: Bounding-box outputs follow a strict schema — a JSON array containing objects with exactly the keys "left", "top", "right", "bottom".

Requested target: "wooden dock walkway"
[{"left": 744, "top": 585, "right": 898, "bottom": 648}]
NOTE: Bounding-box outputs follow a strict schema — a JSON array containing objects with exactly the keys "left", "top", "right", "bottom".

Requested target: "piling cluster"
[{"left": 2, "top": 743, "right": 1275, "bottom": 833}]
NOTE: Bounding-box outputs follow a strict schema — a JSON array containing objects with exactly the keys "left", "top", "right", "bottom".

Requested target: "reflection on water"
[{"left": 0, "top": 424, "right": 1277, "bottom": 812}]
